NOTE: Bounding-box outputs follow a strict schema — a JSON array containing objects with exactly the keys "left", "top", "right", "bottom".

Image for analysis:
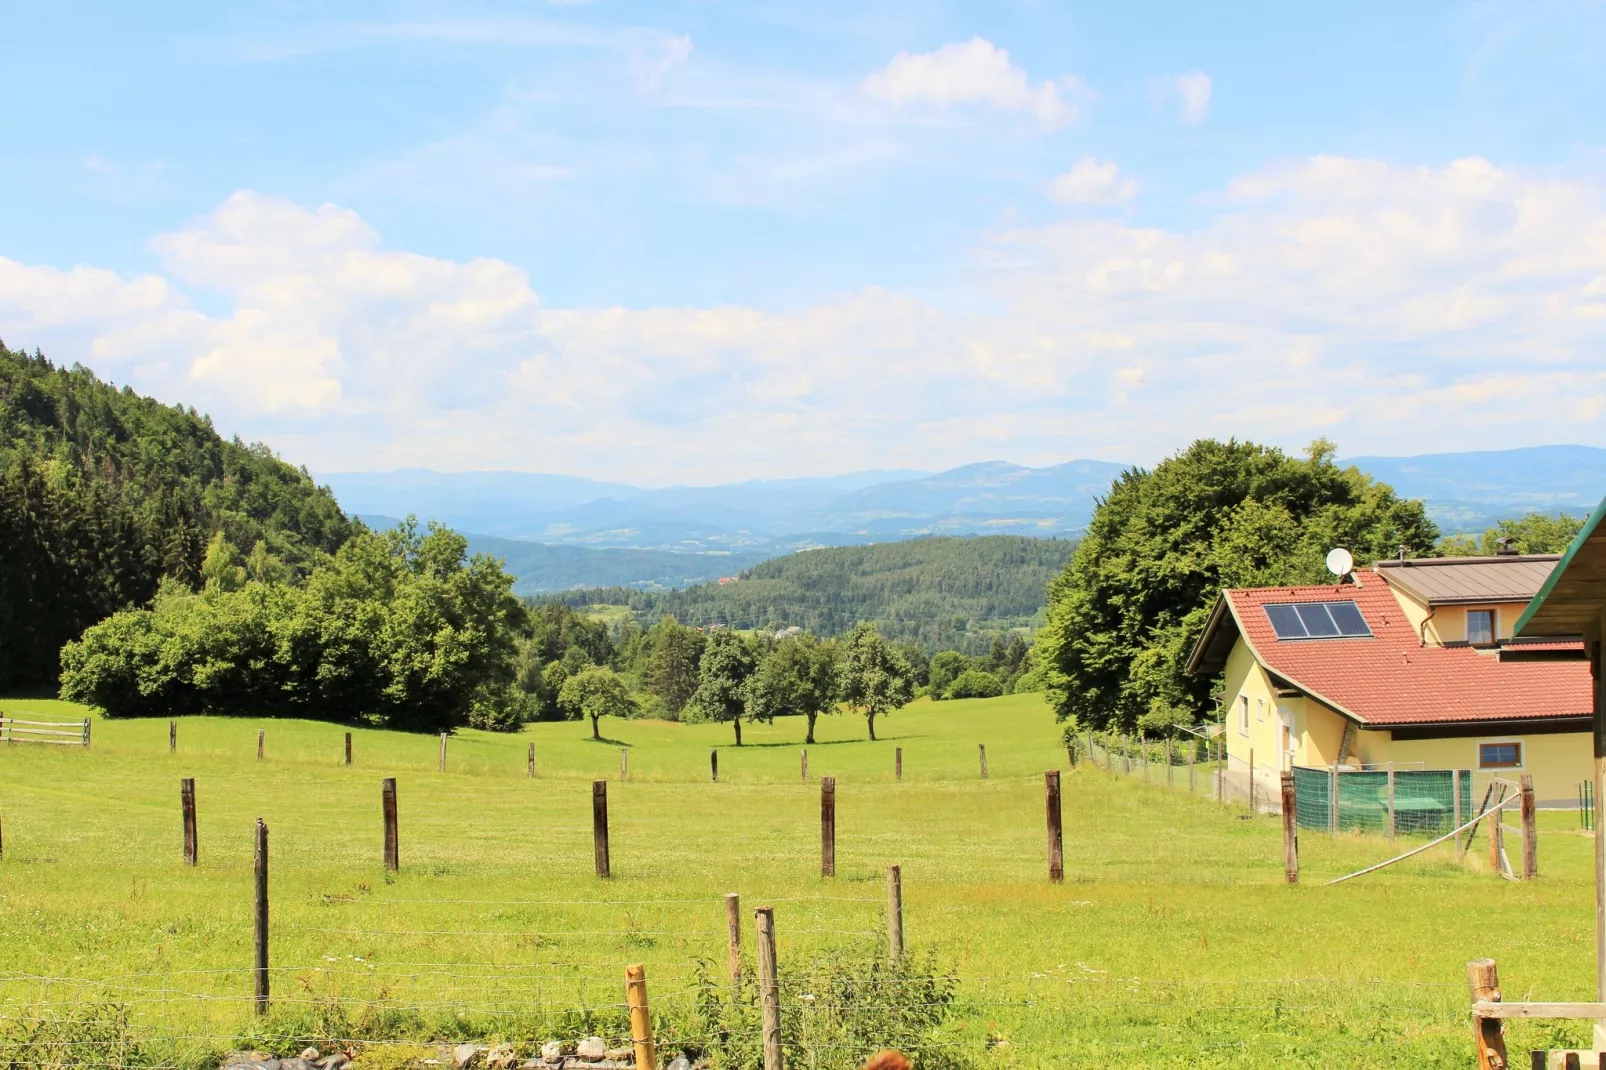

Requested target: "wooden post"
[
  {"left": 1124, "top": 733, "right": 1131, "bottom": 775},
  {"left": 1045, "top": 770, "right": 1064, "bottom": 884},
  {"left": 256, "top": 729, "right": 264, "bottom": 761},
  {"left": 724, "top": 892, "right": 741, "bottom": 991},
  {"left": 181, "top": 778, "right": 197, "bottom": 866},
  {"left": 1085, "top": 728, "right": 1094, "bottom": 770},
  {"left": 1217, "top": 735, "right": 1225, "bottom": 803},
  {"left": 820, "top": 776, "right": 836, "bottom": 878},
  {"left": 1490, "top": 803, "right": 1504, "bottom": 877},
  {"left": 1331, "top": 765, "right": 1341, "bottom": 835},
  {"left": 755, "top": 907, "right": 782, "bottom": 1070},
  {"left": 169, "top": 720, "right": 177, "bottom": 754},
  {"left": 621, "top": 748, "right": 628, "bottom": 782},
  {"left": 978, "top": 744, "right": 988, "bottom": 779},
  {"left": 1454, "top": 769, "right": 1463, "bottom": 832},
  {"left": 593, "top": 780, "right": 610, "bottom": 878},
  {"left": 1141, "top": 732, "right": 1149, "bottom": 784},
  {"left": 886, "top": 865, "right": 904, "bottom": 959},
  {"left": 344, "top": 731, "right": 352, "bottom": 767},
  {"left": 711, "top": 750, "right": 718, "bottom": 783},
  {"left": 625, "top": 963, "right": 657, "bottom": 1070},
  {"left": 1387, "top": 761, "right": 1397, "bottom": 840},
  {"left": 528, "top": 742, "right": 535, "bottom": 778},
  {"left": 382, "top": 778, "right": 398, "bottom": 871},
  {"left": 82, "top": 718, "right": 91, "bottom": 749},
  {"left": 1468, "top": 958, "right": 1509, "bottom": 1070},
  {"left": 253, "top": 817, "right": 269, "bottom": 1015},
  {"left": 438, "top": 732, "right": 447, "bottom": 773},
  {"left": 801, "top": 749, "right": 807, "bottom": 782},
  {"left": 1521, "top": 774, "right": 1538, "bottom": 881},
  {"left": 1166, "top": 738, "right": 1174, "bottom": 788},
  {"left": 895, "top": 747, "right": 902, "bottom": 781},
  {"left": 1281, "top": 771, "right": 1298, "bottom": 884}
]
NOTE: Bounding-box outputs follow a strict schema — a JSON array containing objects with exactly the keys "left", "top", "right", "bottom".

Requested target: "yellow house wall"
[
  {"left": 1294, "top": 699, "right": 1348, "bottom": 767},
  {"left": 1429, "top": 602, "right": 1527, "bottom": 645},
  {"left": 1387, "top": 585, "right": 1436, "bottom": 645},
  {"left": 1222, "top": 638, "right": 1287, "bottom": 773},
  {"left": 1387, "top": 731, "right": 1590, "bottom": 804}
]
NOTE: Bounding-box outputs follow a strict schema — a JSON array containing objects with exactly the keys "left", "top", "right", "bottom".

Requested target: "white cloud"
[
  {"left": 1050, "top": 158, "right": 1137, "bottom": 206},
  {"left": 1174, "top": 70, "right": 1212, "bottom": 124},
  {"left": 863, "top": 38, "right": 1079, "bottom": 126},
  {"left": 4, "top": 157, "right": 1606, "bottom": 480}
]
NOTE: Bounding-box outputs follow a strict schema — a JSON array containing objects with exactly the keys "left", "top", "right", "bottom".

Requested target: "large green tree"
[
  {"left": 557, "top": 665, "right": 637, "bottom": 740},
  {"left": 642, "top": 615, "right": 707, "bottom": 717},
  {"left": 690, "top": 629, "right": 758, "bottom": 745},
  {"left": 837, "top": 623, "right": 914, "bottom": 741},
  {"left": 1442, "top": 512, "right": 1585, "bottom": 556},
  {"left": 1037, "top": 438, "right": 1439, "bottom": 732},
  {"left": 746, "top": 633, "right": 839, "bottom": 744}
]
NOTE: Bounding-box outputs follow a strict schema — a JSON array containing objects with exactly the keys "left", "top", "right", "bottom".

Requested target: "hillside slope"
[
  {"left": 551, "top": 535, "right": 1075, "bottom": 653},
  {"left": 0, "top": 346, "right": 354, "bottom": 688}
]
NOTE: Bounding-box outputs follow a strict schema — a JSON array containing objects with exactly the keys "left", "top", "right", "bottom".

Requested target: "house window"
[
  {"left": 1478, "top": 741, "right": 1522, "bottom": 769},
  {"left": 1239, "top": 695, "right": 1249, "bottom": 736},
  {"left": 1256, "top": 697, "right": 1266, "bottom": 721},
  {"left": 1467, "top": 609, "right": 1496, "bottom": 646}
]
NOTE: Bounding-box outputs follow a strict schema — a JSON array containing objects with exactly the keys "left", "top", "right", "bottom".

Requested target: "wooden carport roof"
[{"left": 1516, "top": 495, "right": 1606, "bottom": 640}]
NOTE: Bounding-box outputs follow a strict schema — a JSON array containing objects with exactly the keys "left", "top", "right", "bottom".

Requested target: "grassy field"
[{"left": 0, "top": 692, "right": 1599, "bottom": 1068}]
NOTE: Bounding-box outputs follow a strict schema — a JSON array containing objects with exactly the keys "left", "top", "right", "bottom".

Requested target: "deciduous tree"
[
  {"left": 746, "top": 633, "right": 839, "bottom": 744},
  {"left": 690, "top": 629, "right": 757, "bottom": 745},
  {"left": 838, "top": 623, "right": 913, "bottom": 741}
]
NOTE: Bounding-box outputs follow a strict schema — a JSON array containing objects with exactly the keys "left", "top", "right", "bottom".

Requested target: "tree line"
[
  {"left": 546, "top": 535, "right": 1073, "bottom": 655},
  {"left": 0, "top": 345, "right": 352, "bottom": 691}
]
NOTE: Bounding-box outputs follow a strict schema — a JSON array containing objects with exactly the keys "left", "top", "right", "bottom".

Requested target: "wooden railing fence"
[{"left": 0, "top": 714, "right": 90, "bottom": 748}]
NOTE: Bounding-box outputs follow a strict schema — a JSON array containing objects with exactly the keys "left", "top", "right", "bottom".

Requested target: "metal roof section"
[
  {"left": 1374, "top": 554, "right": 1561, "bottom": 606},
  {"left": 1517, "top": 495, "right": 1606, "bottom": 637}
]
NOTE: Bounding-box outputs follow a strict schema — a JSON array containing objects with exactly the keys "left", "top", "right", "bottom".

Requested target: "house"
[{"left": 1187, "top": 553, "right": 1594, "bottom": 804}]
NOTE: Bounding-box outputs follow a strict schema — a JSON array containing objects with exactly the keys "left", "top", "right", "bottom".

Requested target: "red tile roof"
[{"left": 1218, "top": 574, "right": 1591, "bottom": 726}]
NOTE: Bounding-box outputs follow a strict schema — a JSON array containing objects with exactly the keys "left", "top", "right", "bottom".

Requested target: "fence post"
[
  {"left": 170, "top": 720, "right": 177, "bottom": 755},
  {"left": 438, "top": 732, "right": 447, "bottom": 773},
  {"left": 887, "top": 865, "right": 904, "bottom": 959},
  {"left": 1330, "top": 765, "right": 1340, "bottom": 835},
  {"left": 83, "top": 718, "right": 91, "bottom": 749},
  {"left": 755, "top": 907, "right": 782, "bottom": 1070},
  {"left": 1468, "top": 958, "right": 1508, "bottom": 1070},
  {"left": 345, "top": 732, "right": 352, "bottom": 767},
  {"left": 528, "top": 743, "right": 535, "bottom": 778},
  {"left": 181, "top": 778, "right": 197, "bottom": 866},
  {"left": 801, "top": 749, "right": 807, "bottom": 782},
  {"left": 820, "top": 776, "right": 836, "bottom": 878},
  {"left": 257, "top": 729, "right": 264, "bottom": 762},
  {"left": 1521, "top": 774, "right": 1538, "bottom": 880},
  {"left": 1141, "top": 732, "right": 1149, "bottom": 784},
  {"left": 1489, "top": 803, "right": 1503, "bottom": 876},
  {"left": 711, "top": 750, "right": 718, "bottom": 783},
  {"left": 724, "top": 892, "right": 741, "bottom": 992},
  {"left": 621, "top": 748, "right": 628, "bottom": 782},
  {"left": 1189, "top": 745, "right": 1196, "bottom": 792},
  {"left": 1166, "top": 738, "right": 1174, "bottom": 789},
  {"left": 593, "top": 780, "right": 610, "bottom": 878},
  {"left": 382, "top": 778, "right": 398, "bottom": 871},
  {"left": 895, "top": 747, "right": 902, "bottom": 781},
  {"left": 625, "top": 964, "right": 657, "bottom": 1070},
  {"left": 978, "top": 744, "right": 988, "bottom": 779},
  {"left": 1124, "top": 734, "right": 1132, "bottom": 776},
  {"left": 1086, "top": 729, "right": 1094, "bottom": 771},
  {"left": 1046, "top": 770, "right": 1064, "bottom": 884},
  {"left": 1217, "top": 736, "right": 1225, "bottom": 803},
  {"left": 1281, "top": 771, "right": 1298, "bottom": 884},
  {"left": 253, "top": 817, "right": 269, "bottom": 1015},
  {"left": 1454, "top": 769, "right": 1462, "bottom": 831},
  {"left": 1387, "top": 761, "right": 1397, "bottom": 841}
]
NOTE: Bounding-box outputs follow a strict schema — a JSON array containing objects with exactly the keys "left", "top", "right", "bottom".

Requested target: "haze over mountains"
[{"left": 326, "top": 445, "right": 1606, "bottom": 594}]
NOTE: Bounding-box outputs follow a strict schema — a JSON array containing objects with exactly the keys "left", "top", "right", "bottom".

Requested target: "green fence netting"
[{"left": 1292, "top": 766, "right": 1474, "bottom": 836}]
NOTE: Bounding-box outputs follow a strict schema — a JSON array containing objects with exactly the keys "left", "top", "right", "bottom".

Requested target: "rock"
[
  {"left": 318, "top": 1058, "right": 349, "bottom": 1070},
  {"left": 278, "top": 1061, "right": 319, "bottom": 1070},
  {"left": 222, "top": 1055, "right": 278, "bottom": 1070},
  {"left": 603, "top": 1050, "right": 632, "bottom": 1062},
  {"left": 454, "top": 1043, "right": 483, "bottom": 1069},
  {"left": 666, "top": 1057, "right": 692, "bottom": 1070},
  {"left": 300, "top": 1050, "right": 321, "bottom": 1062},
  {"left": 520, "top": 1061, "right": 543, "bottom": 1069},
  {"left": 541, "top": 1040, "right": 566, "bottom": 1064},
  {"left": 576, "top": 1037, "right": 607, "bottom": 1062},
  {"left": 486, "top": 1045, "right": 518, "bottom": 1070}
]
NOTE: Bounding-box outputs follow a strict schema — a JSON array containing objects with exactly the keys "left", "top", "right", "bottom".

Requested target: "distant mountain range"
[{"left": 325, "top": 445, "right": 1606, "bottom": 593}]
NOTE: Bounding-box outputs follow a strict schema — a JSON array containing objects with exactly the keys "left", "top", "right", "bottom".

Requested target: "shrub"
[{"left": 945, "top": 670, "right": 1003, "bottom": 700}]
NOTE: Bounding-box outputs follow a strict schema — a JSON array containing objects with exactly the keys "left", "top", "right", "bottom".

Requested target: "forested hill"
[
  {"left": 550, "top": 535, "right": 1075, "bottom": 653},
  {"left": 0, "top": 345, "right": 354, "bottom": 689}
]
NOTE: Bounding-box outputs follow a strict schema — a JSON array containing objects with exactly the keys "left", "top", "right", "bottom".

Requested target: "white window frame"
[
  {"left": 1238, "top": 695, "right": 1250, "bottom": 737},
  {"left": 1476, "top": 739, "right": 1524, "bottom": 771},
  {"left": 1256, "top": 697, "right": 1267, "bottom": 722},
  {"left": 1467, "top": 608, "right": 1497, "bottom": 647}
]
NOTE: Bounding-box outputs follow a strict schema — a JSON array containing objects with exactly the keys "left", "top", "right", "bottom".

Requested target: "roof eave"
[
  {"left": 1184, "top": 593, "right": 1234, "bottom": 675},
  {"left": 1517, "top": 494, "right": 1606, "bottom": 636}
]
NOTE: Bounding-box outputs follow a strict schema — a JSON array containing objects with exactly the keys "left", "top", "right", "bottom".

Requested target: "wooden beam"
[{"left": 1473, "top": 1001, "right": 1606, "bottom": 1020}]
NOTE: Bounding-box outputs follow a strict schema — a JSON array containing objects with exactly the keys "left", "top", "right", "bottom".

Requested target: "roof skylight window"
[{"left": 1265, "top": 601, "right": 1372, "bottom": 640}]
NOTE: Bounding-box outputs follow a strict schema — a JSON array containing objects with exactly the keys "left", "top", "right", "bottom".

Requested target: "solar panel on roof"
[{"left": 1263, "top": 600, "right": 1372, "bottom": 640}]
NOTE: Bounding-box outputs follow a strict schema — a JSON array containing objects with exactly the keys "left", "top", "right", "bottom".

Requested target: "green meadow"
[{"left": 0, "top": 692, "right": 1599, "bottom": 1068}]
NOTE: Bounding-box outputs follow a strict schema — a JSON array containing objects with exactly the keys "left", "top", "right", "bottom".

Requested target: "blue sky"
[{"left": 3, "top": 1, "right": 1606, "bottom": 483}]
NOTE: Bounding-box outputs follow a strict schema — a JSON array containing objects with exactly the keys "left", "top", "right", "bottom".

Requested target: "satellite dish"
[{"left": 1326, "top": 547, "right": 1355, "bottom": 578}]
